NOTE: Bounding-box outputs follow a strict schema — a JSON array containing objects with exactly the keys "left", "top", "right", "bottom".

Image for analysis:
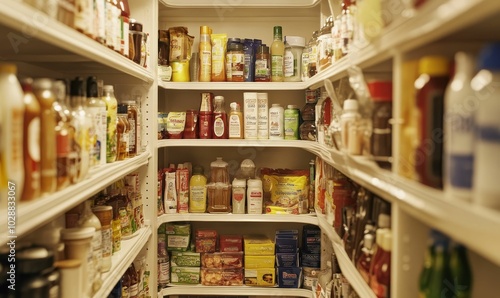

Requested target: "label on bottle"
[
  {"left": 200, "top": 49, "right": 212, "bottom": 82},
  {"left": 213, "top": 115, "right": 226, "bottom": 137},
  {"left": 284, "top": 49, "right": 294, "bottom": 77},
  {"left": 269, "top": 106, "right": 284, "bottom": 139},
  {"left": 105, "top": 4, "right": 115, "bottom": 48},
  {"left": 284, "top": 108, "right": 299, "bottom": 140},
  {"left": 244, "top": 94, "right": 258, "bottom": 139},
  {"left": 158, "top": 258, "right": 170, "bottom": 284},
  {"left": 102, "top": 227, "right": 112, "bottom": 259},
  {"left": 88, "top": 106, "right": 107, "bottom": 165},
  {"left": 231, "top": 52, "right": 244, "bottom": 80},
  {"left": 271, "top": 55, "right": 284, "bottom": 78},
  {"left": 257, "top": 94, "right": 269, "bottom": 139},
  {"left": 199, "top": 113, "right": 213, "bottom": 139},
  {"left": 229, "top": 113, "right": 242, "bottom": 138},
  {"left": 449, "top": 154, "right": 473, "bottom": 189},
  {"left": 255, "top": 58, "right": 270, "bottom": 80},
  {"left": 190, "top": 184, "right": 206, "bottom": 212},
  {"left": 92, "top": 230, "right": 103, "bottom": 274}
]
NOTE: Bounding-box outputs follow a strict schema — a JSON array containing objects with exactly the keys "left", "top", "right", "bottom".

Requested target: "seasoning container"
[
  {"left": 103, "top": 85, "right": 118, "bottom": 163},
  {"left": 341, "top": 99, "right": 362, "bottom": 155},
  {"left": 369, "top": 81, "right": 393, "bottom": 169},
  {"left": 317, "top": 16, "right": 333, "bottom": 71},
  {"left": 255, "top": 45, "right": 271, "bottom": 82},
  {"left": 129, "top": 19, "right": 144, "bottom": 65},
  {"left": 307, "top": 31, "right": 319, "bottom": 78},
  {"left": 284, "top": 36, "right": 305, "bottom": 82},
  {"left": 269, "top": 104, "right": 284, "bottom": 140},
  {"left": 117, "top": 103, "right": 130, "bottom": 161},
  {"left": 183, "top": 109, "right": 199, "bottom": 139},
  {"left": 226, "top": 38, "right": 241, "bottom": 81},
  {"left": 284, "top": 104, "right": 300, "bottom": 140},
  {"left": 92, "top": 205, "right": 113, "bottom": 272},
  {"left": 247, "top": 179, "right": 263, "bottom": 214},
  {"left": 232, "top": 178, "right": 246, "bottom": 214},
  {"left": 230, "top": 42, "right": 245, "bottom": 82}
]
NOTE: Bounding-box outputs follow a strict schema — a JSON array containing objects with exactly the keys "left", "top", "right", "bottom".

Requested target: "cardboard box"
[
  {"left": 220, "top": 234, "right": 243, "bottom": 252},
  {"left": 302, "top": 225, "right": 321, "bottom": 254},
  {"left": 244, "top": 267, "right": 276, "bottom": 286},
  {"left": 275, "top": 235, "right": 298, "bottom": 253},
  {"left": 170, "top": 251, "right": 201, "bottom": 267},
  {"left": 195, "top": 237, "right": 217, "bottom": 253},
  {"left": 276, "top": 252, "right": 299, "bottom": 267},
  {"left": 170, "top": 266, "right": 200, "bottom": 284},
  {"left": 244, "top": 235, "right": 275, "bottom": 256},
  {"left": 165, "top": 223, "right": 191, "bottom": 251},
  {"left": 201, "top": 252, "right": 244, "bottom": 269},
  {"left": 301, "top": 253, "right": 321, "bottom": 268},
  {"left": 245, "top": 255, "right": 275, "bottom": 269},
  {"left": 201, "top": 268, "right": 244, "bottom": 286},
  {"left": 277, "top": 267, "right": 303, "bottom": 288}
]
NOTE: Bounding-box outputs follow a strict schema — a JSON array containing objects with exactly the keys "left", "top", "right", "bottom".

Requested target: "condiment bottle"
[
  {"left": 20, "top": 78, "right": 40, "bottom": 202},
  {"left": 199, "top": 92, "right": 214, "bottom": 139},
  {"left": 92, "top": 205, "right": 113, "bottom": 272},
  {"left": 183, "top": 109, "right": 199, "bottom": 139},
  {"left": 307, "top": 30, "right": 319, "bottom": 77},
  {"left": 127, "top": 263, "right": 139, "bottom": 298},
  {"left": 300, "top": 89, "right": 318, "bottom": 141},
  {"left": 370, "top": 230, "right": 391, "bottom": 298},
  {"left": 212, "top": 95, "right": 228, "bottom": 139},
  {"left": 341, "top": 99, "right": 362, "bottom": 155},
  {"left": 449, "top": 243, "right": 472, "bottom": 297},
  {"left": 33, "top": 78, "right": 57, "bottom": 195},
  {"left": 225, "top": 38, "right": 241, "bottom": 82},
  {"left": 369, "top": 81, "right": 393, "bottom": 169},
  {"left": 232, "top": 178, "right": 246, "bottom": 214},
  {"left": 317, "top": 16, "right": 333, "bottom": 71},
  {"left": 199, "top": 25, "right": 212, "bottom": 82},
  {"left": 356, "top": 233, "right": 374, "bottom": 283},
  {"left": 229, "top": 102, "right": 243, "bottom": 139},
  {"left": 116, "top": 103, "right": 130, "bottom": 161},
  {"left": 94, "top": 0, "right": 106, "bottom": 44},
  {"left": 271, "top": 26, "right": 285, "bottom": 82},
  {"left": 269, "top": 104, "right": 284, "bottom": 140},
  {"left": 426, "top": 232, "right": 452, "bottom": 298},
  {"left": 255, "top": 45, "right": 271, "bottom": 82},
  {"left": 414, "top": 56, "right": 450, "bottom": 189},
  {"left": 341, "top": 0, "right": 356, "bottom": 56},
  {"left": 284, "top": 104, "right": 300, "bottom": 140},
  {"left": 103, "top": 85, "right": 118, "bottom": 163},
  {"left": 471, "top": 43, "right": 500, "bottom": 210},
  {"left": 119, "top": 0, "right": 130, "bottom": 58},
  {"left": 74, "top": 0, "right": 92, "bottom": 38},
  {"left": 243, "top": 38, "right": 255, "bottom": 82},
  {"left": 124, "top": 100, "right": 139, "bottom": 157},
  {"left": 87, "top": 76, "right": 107, "bottom": 167},
  {"left": 189, "top": 165, "right": 207, "bottom": 213}
]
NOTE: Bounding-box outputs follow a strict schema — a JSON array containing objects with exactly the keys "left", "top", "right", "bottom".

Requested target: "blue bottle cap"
[{"left": 477, "top": 43, "right": 500, "bottom": 71}]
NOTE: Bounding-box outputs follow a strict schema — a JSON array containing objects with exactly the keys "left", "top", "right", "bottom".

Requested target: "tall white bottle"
[
  {"left": 444, "top": 52, "right": 475, "bottom": 201},
  {"left": 471, "top": 43, "right": 500, "bottom": 210},
  {"left": 269, "top": 104, "right": 284, "bottom": 140}
]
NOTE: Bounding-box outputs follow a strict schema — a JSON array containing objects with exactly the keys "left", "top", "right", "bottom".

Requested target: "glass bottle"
[
  {"left": 370, "top": 231, "right": 391, "bottom": 298},
  {"left": 116, "top": 103, "right": 130, "bottom": 161},
  {"left": 119, "top": 0, "right": 130, "bottom": 58},
  {"left": 255, "top": 45, "right": 271, "bottom": 82},
  {"left": 427, "top": 232, "right": 452, "bottom": 298},
  {"left": 20, "top": 78, "right": 41, "bottom": 202},
  {"left": 212, "top": 96, "right": 228, "bottom": 139},
  {"left": 271, "top": 26, "right": 285, "bottom": 82},
  {"left": 86, "top": 76, "right": 107, "bottom": 167},
  {"left": 33, "top": 78, "right": 57, "bottom": 195},
  {"left": 341, "top": 0, "right": 356, "bottom": 56},
  {"left": 124, "top": 100, "right": 139, "bottom": 157},
  {"left": 225, "top": 38, "right": 241, "bottom": 82},
  {"left": 230, "top": 42, "right": 245, "bottom": 82},
  {"left": 356, "top": 233, "right": 374, "bottom": 283},
  {"left": 449, "top": 243, "right": 472, "bottom": 298},
  {"left": 369, "top": 81, "right": 393, "bottom": 169},
  {"left": 419, "top": 235, "right": 435, "bottom": 298},
  {"left": 317, "top": 16, "right": 333, "bottom": 71},
  {"left": 103, "top": 85, "right": 118, "bottom": 163},
  {"left": 127, "top": 263, "right": 139, "bottom": 298},
  {"left": 307, "top": 31, "right": 319, "bottom": 77}
]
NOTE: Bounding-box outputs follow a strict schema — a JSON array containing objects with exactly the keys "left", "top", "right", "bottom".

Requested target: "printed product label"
[
  {"left": 158, "top": 259, "right": 170, "bottom": 284},
  {"left": 271, "top": 55, "right": 284, "bottom": 77},
  {"left": 284, "top": 49, "right": 294, "bottom": 77},
  {"left": 229, "top": 114, "right": 242, "bottom": 138},
  {"left": 102, "top": 227, "right": 112, "bottom": 258},
  {"left": 449, "top": 154, "right": 473, "bottom": 189},
  {"left": 214, "top": 117, "right": 225, "bottom": 137},
  {"left": 255, "top": 59, "right": 269, "bottom": 78}
]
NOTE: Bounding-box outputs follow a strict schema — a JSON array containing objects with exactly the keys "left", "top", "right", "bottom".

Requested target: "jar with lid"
[
  {"left": 255, "top": 45, "right": 271, "bottom": 82},
  {"left": 226, "top": 38, "right": 241, "bottom": 81},
  {"left": 317, "top": 16, "right": 333, "bottom": 71},
  {"left": 116, "top": 103, "right": 130, "bottom": 161},
  {"left": 369, "top": 81, "right": 393, "bottom": 169},
  {"left": 300, "top": 89, "right": 318, "bottom": 141},
  {"left": 207, "top": 157, "right": 231, "bottom": 213},
  {"left": 284, "top": 105, "right": 300, "bottom": 140},
  {"left": 269, "top": 103, "right": 284, "bottom": 140},
  {"left": 307, "top": 30, "right": 319, "bottom": 77},
  {"left": 230, "top": 42, "right": 245, "bottom": 82},
  {"left": 284, "top": 36, "right": 306, "bottom": 82}
]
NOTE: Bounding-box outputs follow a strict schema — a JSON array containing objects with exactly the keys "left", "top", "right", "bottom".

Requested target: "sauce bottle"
[
  {"left": 53, "top": 80, "right": 74, "bottom": 189},
  {"left": 199, "top": 25, "right": 212, "bottom": 82},
  {"left": 255, "top": 45, "right": 271, "bottom": 82},
  {"left": 228, "top": 102, "right": 243, "bottom": 139},
  {"left": 189, "top": 165, "right": 207, "bottom": 213},
  {"left": 103, "top": 85, "right": 118, "bottom": 163},
  {"left": 116, "top": 103, "right": 130, "bottom": 161},
  {"left": 119, "top": 0, "right": 130, "bottom": 58},
  {"left": 212, "top": 95, "right": 228, "bottom": 139},
  {"left": 369, "top": 81, "right": 393, "bottom": 169},
  {"left": 124, "top": 100, "right": 139, "bottom": 157},
  {"left": 230, "top": 43, "right": 245, "bottom": 82},
  {"left": 414, "top": 56, "right": 450, "bottom": 189},
  {"left": 271, "top": 26, "right": 285, "bottom": 82},
  {"left": 370, "top": 230, "right": 391, "bottom": 298},
  {"left": 87, "top": 76, "right": 107, "bottom": 167},
  {"left": 199, "top": 92, "right": 213, "bottom": 139},
  {"left": 356, "top": 233, "right": 374, "bottom": 283},
  {"left": 20, "top": 78, "right": 40, "bottom": 201},
  {"left": 33, "top": 78, "right": 57, "bottom": 195}
]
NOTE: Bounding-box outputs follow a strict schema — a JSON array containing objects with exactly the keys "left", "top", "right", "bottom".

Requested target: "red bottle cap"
[{"left": 368, "top": 81, "right": 393, "bottom": 102}]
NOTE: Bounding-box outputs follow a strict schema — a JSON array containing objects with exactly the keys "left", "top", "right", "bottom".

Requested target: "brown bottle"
[
  {"left": 21, "top": 78, "right": 41, "bottom": 201},
  {"left": 33, "top": 78, "right": 57, "bottom": 195},
  {"left": 116, "top": 104, "right": 130, "bottom": 161},
  {"left": 52, "top": 80, "right": 72, "bottom": 190}
]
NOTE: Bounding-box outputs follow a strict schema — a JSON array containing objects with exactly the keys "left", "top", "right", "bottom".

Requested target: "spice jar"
[
  {"left": 230, "top": 42, "right": 244, "bottom": 82},
  {"left": 255, "top": 45, "right": 271, "bottom": 82}
]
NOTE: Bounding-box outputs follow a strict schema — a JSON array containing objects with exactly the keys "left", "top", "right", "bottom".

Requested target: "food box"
[
  {"left": 201, "top": 252, "right": 244, "bottom": 269},
  {"left": 276, "top": 252, "right": 299, "bottom": 267},
  {"left": 301, "top": 252, "right": 321, "bottom": 268},
  {"left": 277, "top": 267, "right": 303, "bottom": 288},
  {"left": 302, "top": 225, "right": 321, "bottom": 254},
  {"left": 165, "top": 223, "right": 191, "bottom": 251},
  {"left": 201, "top": 268, "right": 244, "bottom": 286},
  {"left": 243, "top": 235, "right": 275, "bottom": 256},
  {"left": 219, "top": 234, "right": 243, "bottom": 252},
  {"left": 244, "top": 255, "right": 275, "bottom": 269},
  {"left": 170, "top": 251, "right": 201, "bottom": 267},
  {"left": 244, "top": 267, "right": 276, "bottom": 286},
  {"left": 170, "top": 266, "right": 200, "bottom": 284},
  {"left": 195, "top": 229, "right": 218, "bottom": 238},
  {"left": 275, "top": 235, "right": 298, "bottom": 253},
  {"left": 195, "top": 237, "right": 217, "bottom": 253}
]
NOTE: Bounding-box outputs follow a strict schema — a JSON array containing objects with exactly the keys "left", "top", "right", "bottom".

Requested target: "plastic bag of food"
[{"left": 260, "top": 168, "right": 309, "bottom": 214}]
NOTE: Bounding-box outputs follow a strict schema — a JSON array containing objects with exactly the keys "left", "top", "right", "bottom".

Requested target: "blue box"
[
  {"left": 276, "top": 252, "right": 299, "bottom": 267},
  {"left": 277, "top": 267, "right": 303, "bottom": 288},
  {"left": 301, "top": 253, "right": 321, "bottom": 268}
]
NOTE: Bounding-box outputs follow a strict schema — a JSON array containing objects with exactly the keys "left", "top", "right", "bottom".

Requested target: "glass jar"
[{"left": 255, "top": 45, "right": 271, "bottom": 82}]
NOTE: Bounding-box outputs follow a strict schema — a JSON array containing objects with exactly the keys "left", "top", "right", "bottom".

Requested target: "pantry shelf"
[
  {"left": 157, "top": 213, "right": 318, "bottom": 229},
  {"left": 95, "top": 227, "right": 152, "bottom": 298},
  {"left": 160, "top": 285, "right": 313, "bottom": 297},
  {"left": 158, "top": 81, "right": 307, "bottom": 91},
  {"left": 159, "top": 0, "right": 320, "bottom": 8},
  {"left": 0, "top": 1, "right": 154, "bottom": 84},
  {"left": 0, "top": 150, "right": 151, "bottom": 240},
  {"left": 157, "top": 139, "right": 315, "bottom": 149}
]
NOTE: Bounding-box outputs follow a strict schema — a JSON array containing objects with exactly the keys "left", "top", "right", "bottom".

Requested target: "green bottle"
[
  {"left": 419, "top": 237, "right": 435, "bottom": 298},
  {"left": 449, "top": 243, "right": 472, "bottom": 298},
  {"left": 427, "top": 231, "right": 453, "bottom": 298}
]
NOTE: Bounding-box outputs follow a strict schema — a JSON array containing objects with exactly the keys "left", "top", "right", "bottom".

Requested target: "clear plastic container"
[{"left": 209, "top": 157, "right": 229, "bottom": 184}]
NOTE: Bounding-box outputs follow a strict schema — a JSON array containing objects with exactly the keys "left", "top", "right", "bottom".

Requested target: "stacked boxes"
[
  {"left": 275, "top": 230, "right": 302, "bottom": 288},
  {"left": 301, "top": 225, "right": 321, "bottom": 289},
  {"left": 244, "top": 235, "right": 275, "bottom": 286},
  {"left": 166, "top": 223, "right": 201, "bottom": 284}
]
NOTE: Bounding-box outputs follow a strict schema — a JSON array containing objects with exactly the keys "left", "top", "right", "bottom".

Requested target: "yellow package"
[
  {"left": 244, "top": 268, "right": 275, "bottom": 286},
  {"left": 261, "top": 168, "right": 309, "bottom": 215},
  {"left": 245, "top": 255, "right": 275, "bottom": 269},
  {"left": 211, "top": 33, "right": 227, "bottom": 82},
  {"left": 243, "top": 235, "right": 275, "bottom": 256}
]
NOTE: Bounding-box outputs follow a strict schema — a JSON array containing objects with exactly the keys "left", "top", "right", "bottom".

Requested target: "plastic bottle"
[
  {"left": 119, "top": 0, "right": 130, "bottom": 58},
  {"left": 78, "top": 200, "right": 103, "bottom": 294},
  {"left": 70, "top": 77, "right": 92, "bottom": 181},
  {"left": 20, "top": 78, "right": 40, "bottom": 202},
  {"left": 226, "top": 38, "right": 241, "bottom": 82},
  {"left": 269, "top": 104, "right": 284, "bottom": 140},
  {"left": 199, "top": 26, "right": 212, "bottom": 82},
  {"left": 471, "top": 43, "right": 500, "bottom": 210},
  {"left": 116, "top": 103, "right": 130, "bottom": 161},
  {"left": 243, "top": 38, "right": 255, "bottom": 82},
  {"left": 247, "top": 178, "right": 263, "bottom": 214},
  {"left": 232, "top": 178, "right": 246, "bottom": 214},
  {"left": 284, "top": 36, "right": 305, "bottom": 82},
  {"left": 212, "top": 95, "right": 228, "bottom": 139},
  {"left": 271, "top": 26, "right": 285, "bottom": 82},
  {"left": 255, "top": 45, "right": 271, "bottom": 82},
  {"left": 86, "top": 76, "right": 107, "bottom": 167},
  {"left": 370, "top": 230, "right": 391, "bottom": 298},
  {"left": 189, "top": 165, "right": 207, "bottom": 213},
  {"left": 284, "top": 104, "right": 300, "bottom": 140},
  {"left": 92, "top": 205, "right": 113, "bottom": 272},
  {"left": 243, "top": 92, "right": 258, "bottom": 140},
  {"left": 341, "top": 99, "right": 362, "bottom": 155},
  {"left": 356, "top": 233, "right": 374, "bottom": 283},
  {"left": 369, "top": 81, "right": 393, "bottom": 169},
  {"left": 414, "top": 56, "right": 450, "bottom": 189},
  {"left": 229, "top": 102, "right": 244, "bottom": 139},
  {"left": 257, "top": 92, "right": 269, "bottom": 140},
  {"left": 103, "top": 85, "right": 118, "bottom": 163},
  {"left": 33, "top": 78, "right": 57, "bottom": 195}
]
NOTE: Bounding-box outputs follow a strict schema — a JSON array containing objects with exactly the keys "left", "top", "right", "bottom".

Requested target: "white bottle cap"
[
  {"left": 247, "top": 179, "right": 262, "bottom": 187},
  {"left": 60, "top": 227, "right": 95, "bottom": 240},
  {"left": 377, "top": 213, "right": 391, "bottom": 229},
  {"left": 285, "top": 36, "right": 306, "bottom": 47},
  {"left": 232, "top": 178, "right": 246, "bottom": 187},
  {"left": 343, "top": 99, "right": 359, "bottom": 111}
]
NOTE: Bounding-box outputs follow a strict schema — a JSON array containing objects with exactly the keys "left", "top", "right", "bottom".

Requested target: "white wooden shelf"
[
  {"left": 157, "top": 138, "right": 314, "bottom": 149},
  {"left": 0, "top": 150, "right": 151, "bottom": 240},
  {"left": 95, "top": 227, "right": 152, "bottom": 298},
  {"left": 158, "top": 81, "right": 307, "bottom": 91},
  {"left": 159, "top": 0, "right": 320, "bottom": 8},
  {"left": 157, "top": 213, "right": 318, "bottom": 229},
  {"left": 160, "top": 285, "right": 313, "bottom": 297},
  {"left": 0, "top": 1, "right": 154, "bottom": 83}
]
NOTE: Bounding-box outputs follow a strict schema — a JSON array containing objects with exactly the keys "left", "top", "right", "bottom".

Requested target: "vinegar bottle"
[
  {"left": 271, "top": 26, "right": 285, "bottom": 82},
  {"left": 20, "top": 78, "right": 41, "bottom": 202},
  {"left": 212, "top": 96, "right": 228, "bottom": 139},
  {"left": 199, "top": 25, "right": 212, "bottom": 82}
]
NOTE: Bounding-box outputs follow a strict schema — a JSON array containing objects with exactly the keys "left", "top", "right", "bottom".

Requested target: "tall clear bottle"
[
  {"left": 20, "top": 79, "right": 40, "bottom": 202},
  {"left": 0, "top": 64, "right": 25, "bottom": 204},
  {"left": 103, "top": 85, "right": 118, "bottom": 163},
  {"left": 33, "top": 78, "right": 57, "bottom": 195},
  {"left": 271, "top": 26, "right": 285, "bottom": 82},
  {"left": 87, "top": 76, "right": 107, "bottom": 167},
  {"left": 199, "top": 25, "right": 212, "bottom": 82},
  {"left": 53, "top": 80, "right": 74, "bottom": 189}
]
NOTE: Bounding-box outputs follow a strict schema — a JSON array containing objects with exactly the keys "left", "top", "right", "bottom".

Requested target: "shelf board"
[
  {"left": 0, "top": 1, "right": 154, "bottom": 83},
  {"left": 157, "top": 213, "right": 318, "bottom": 229},
  {"left": 160, "top": 285, "right": 313, "bottom": 297},
  {"left": 0, "top": 150, "right": 151, "bottom": 240},
  {"left": 158, "top": 81, "right": 308, "bottom": 91},
  {"left": 316, "top": 215, "right": 376, "bottom": 298},
  {"left": 95, "top": 227, "right": 152, "bottom": 298},
  {"left": 159, "top": 0, "right": 320, "bottom": 8},
  {"left": 157, "top": 139, "right": 315, "bottom": 149}
]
